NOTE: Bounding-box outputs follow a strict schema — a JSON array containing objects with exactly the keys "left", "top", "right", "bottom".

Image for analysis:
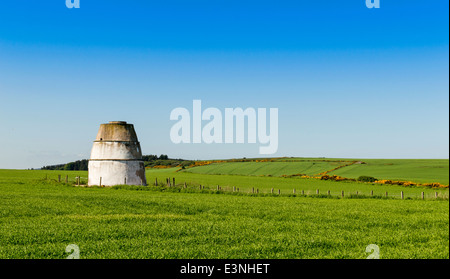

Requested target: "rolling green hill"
[
  {"left": 183, "top": 160, "right": 348, "bottom": 176},
  {"left": 182, "top": 158, "right": 449, "bottom": 185},
  {"left": 328, "top": 159, "right": 449, "bottom": 184}
]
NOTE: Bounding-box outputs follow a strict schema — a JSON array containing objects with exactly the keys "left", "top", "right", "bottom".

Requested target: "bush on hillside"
[{"left": 357, "top": 176, "right": 377, "bottom": 182}]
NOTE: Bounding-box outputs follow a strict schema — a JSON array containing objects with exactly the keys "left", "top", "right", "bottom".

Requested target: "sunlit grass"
[{"left": 0, "top": 169, "right": 448, "bottom": 259}]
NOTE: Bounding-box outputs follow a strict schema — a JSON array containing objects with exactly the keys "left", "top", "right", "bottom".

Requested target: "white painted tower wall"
[{"left": 88, "top": 121, "right": 147, "bottom": 186}]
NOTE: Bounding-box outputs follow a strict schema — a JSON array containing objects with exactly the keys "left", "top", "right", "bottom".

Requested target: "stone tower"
[{"left": 88, "top": 121, "right": 147, "bottom": 186}]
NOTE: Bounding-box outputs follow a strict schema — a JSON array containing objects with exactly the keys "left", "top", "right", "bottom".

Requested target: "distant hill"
[{"left": 183, "top": 158, "right": 449, "bottom": 185}]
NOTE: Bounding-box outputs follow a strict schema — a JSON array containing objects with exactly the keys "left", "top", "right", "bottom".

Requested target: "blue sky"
[{"left": 0, "top": 0, "right": 448, "bottom": 168}]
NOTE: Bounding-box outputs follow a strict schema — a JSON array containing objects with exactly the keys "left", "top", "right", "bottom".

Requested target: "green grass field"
[
  {"left": 328, "top": 159, "right": 449, "bottom": 184},
  {"left": 148, "top": 168, "right": 448, "bottom": 199},
  {"left": 0, "top": 158, "right": 448, "bottom": 259},
  {"left": 183, "top": 158, "right": 449, "bottom": 184},
  {"left": 183, "top": 160, "right": 348, "bottom": 176}
]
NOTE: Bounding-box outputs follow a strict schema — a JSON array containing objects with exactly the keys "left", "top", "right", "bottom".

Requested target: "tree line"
[
  {"left": 41, "top": 159, "right": 89, "bottom": 171},
  {"left": 41, "top": 155, "right": 179, "bottom": 171}
]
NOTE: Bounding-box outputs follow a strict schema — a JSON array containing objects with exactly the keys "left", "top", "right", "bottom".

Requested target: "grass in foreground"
[{"left": 0, "top": 172, "right": 448, "bottom": 259}]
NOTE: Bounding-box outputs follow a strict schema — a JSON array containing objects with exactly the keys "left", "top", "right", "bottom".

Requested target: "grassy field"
[
  {"left": 183, "top": 158, "right": 449, "bottom": 184},
  {"left": 154, "top": 158, "right": 449, "bottom": 199},
  {"left": 0, "top": 173, "right": 448, "bottom": 259},
  {"left": 183, "top": 160, "right": 349, "bottom": 176},
  {"left": 0, "top": 159, "right": 448, "bottom": 259},
  {"left": 147, "top": 169, "right": 448, "bottom": 199},
  {"left": 328, "top": 159, "right": 449, "bottom": 184}
]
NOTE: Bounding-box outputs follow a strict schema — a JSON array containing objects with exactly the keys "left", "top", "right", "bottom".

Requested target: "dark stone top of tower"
[{"left": 95, "top": 121, "right": 139, "bottom": 142}]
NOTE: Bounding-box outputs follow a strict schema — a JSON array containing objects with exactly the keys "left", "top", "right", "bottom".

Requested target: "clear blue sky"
[{"left": 0, "top": 0, "right": 448, "bottom": 169}]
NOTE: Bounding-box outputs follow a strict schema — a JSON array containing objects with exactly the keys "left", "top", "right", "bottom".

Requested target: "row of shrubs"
[
  {"left": 356, "top": 176, "right": 447, "bottom": 188},
  {"left": 281, "top": 173, "right": 448, "bottom": 189},
  {"left": 373, "top": 179, "right": 448, "bottom": 188}
]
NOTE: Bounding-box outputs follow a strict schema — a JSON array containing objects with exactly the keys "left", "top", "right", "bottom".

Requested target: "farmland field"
[
  {"left": 183, "top": 160, "right": 348, "bottom": 177},
  {"left": 328, "top": 159, "right": 449, "bottom": 184},
  {"left": 0, "top": 158, "right": 448, "bottom": 259},
  {"left": 147, "top": 169, "right": 448, "bottom": 199},
  {"left": 183, "top": 158, "right": 449, "bottom": 184}
]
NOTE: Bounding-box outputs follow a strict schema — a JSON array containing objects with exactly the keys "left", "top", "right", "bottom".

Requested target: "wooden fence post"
[
  {"left": 435, "top": 192, "right": 438, "bottom": 198},
  {"left": 124, "top": 177, "right": 127, "bottom": 185},
  {"left": 385, "top": 192, "right": 388, "bottom": 198},
  {"left": 173, "top": 177, "right": 175, "bottom": 186},
  {"left": 421, "top": 192, "right": 424, "bottom": 200},
  {"left": 233, "top": 186, "right": 236, "bottom": 192},
  {"left": 65, "top": 175, "right": 68, "bottom": 183},
  {"left": 341, "top": 190, "right": 344, "bottom": 198},
  {"left": 271, "top": 188, "right": 274, "bottom": 194},
  {"left": 301, "top": 190, "right": 304, "bottom": 195},
  {"left": 184, "top": 182, "right": 187, "bottom": 188},
  {"left": 58, "top": 175, "right": 61, "bottom": 182},
  {"left": 278, "top": 189, "right": 280, "bottom": 195},
  {"left": 99, "top": 177, "right": 102, "bottom": 187},
  {"left": 316, "top": 189, "right": 319, "bottom": 195},
  {"left": 401, "top": 191, "right": 404, "bottom": 200},
  {"left": 327, "top": 190, "right": 330, "bottom": 196},
  {"left": 371, "top": 190, "right": 373, "bottom": 196},
  {"left": 155, "top": 178, "right": 158, "bottom": 186}
]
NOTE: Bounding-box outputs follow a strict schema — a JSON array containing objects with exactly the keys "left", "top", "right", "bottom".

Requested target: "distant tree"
[
  {"left": 142, "top": 155, "right": 158, "bottom": 161},
  {"left": 64, "top": 162, "right": 75, "bottom": 170},
  {"left": 41, "top": 155, "right": 184, "bottom": 171},
  {"left": 42, "top": 159, "right": 88, "bottom": 171}
]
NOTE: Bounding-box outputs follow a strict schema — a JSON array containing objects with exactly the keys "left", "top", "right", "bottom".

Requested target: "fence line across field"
[{"left": 44, "top": 175, "right": 447, "bottom": 200}]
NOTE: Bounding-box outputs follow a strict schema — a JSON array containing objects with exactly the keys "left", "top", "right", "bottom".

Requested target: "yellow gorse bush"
[{"left": 373, "top": 180, "right": 448, "bottom": 188}]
